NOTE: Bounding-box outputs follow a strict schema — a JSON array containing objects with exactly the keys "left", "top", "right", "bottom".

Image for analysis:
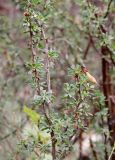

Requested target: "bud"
[
  {"left": 81, "top": 65, "right": 98, "bottom": 85},
  {"left": 86, "top": 72, "right": 98, "bottom": 85},
  {"left": 24, "top": 12, "right": 30, "bottom": 17}
]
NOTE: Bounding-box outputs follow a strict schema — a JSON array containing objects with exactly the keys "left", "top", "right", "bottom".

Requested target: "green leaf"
[
  {"left": 31, "top": 0, "right": 42, "bottom": 4},
  {"left": 38, "top": 43, "right": 45, "bottom": 49},
  {"left": 48, "top": 50, "right": 59, "bottom": 58},
  {"left": 23, "top": 106, "right": 40, "bottom": 124},
  {"left": 26, "top": 59, "right": 43, "bottom": 71},
  {"left": 96, "top": 108, "right": 108, "bottom": 117}
]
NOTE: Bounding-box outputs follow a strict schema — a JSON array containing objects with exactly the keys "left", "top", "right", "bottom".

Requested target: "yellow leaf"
[
  {"left": 38, "top": 131, "right": 50, "bottom": 144},
  {"left": 23, "top": 106, "right": 40, "bottom": 124}
]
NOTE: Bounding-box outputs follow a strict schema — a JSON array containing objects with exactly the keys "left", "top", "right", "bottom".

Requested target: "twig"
[
  {"left": 101, "top": 117, "right": 108, "bottom": 160},
  {"left": 104, "top": 0, "right": 113, "bottom": 18},
  {"left": 89, "top": 33, "right": 101, "bottom": 56},
  {"left": 93, "top": 4, "right": 115, "bottom": 153},
  {"left": 109, "top": 49, "right": 115, "bottom": 66},
  {"left": 83, "top": 37, "right": 91, "bottom": 59},
  {"left": 34, "top": 148, "right": 40, "bottom": 157},
  {"left": 43, "top": 102, "right": 57, "bottom": 160},
  {"left": 35, "top": 17, "right": 56, "bottom": 160},
  {"left": 0, "top": 129, "right": 17, "bottom": 141},
  {"left": 41, "top": 25, "right": 56, "bottom": 159},
  {"left": 89, "top": 138, "right": 98, "bottom": 160},
  {"left": 27, "top": 16, "right": 40, "bottom": 95},
  {"left": 41, "top": 26, "right": 51, "bottom": 93},
  {"left": 108, "top": 142, "right": 115, "bottom": 160},
  {"left": 75, "top": 75, "right": 82, "bottom": 100},
  {"left": 0, "top": 120, "right": 26, "bottom": 141},
  {"left": 28, "top": 18, "right": 36, "bottom": 64},
  {"left": 79, "top": 131, "right": 83, "bottom": 158}
]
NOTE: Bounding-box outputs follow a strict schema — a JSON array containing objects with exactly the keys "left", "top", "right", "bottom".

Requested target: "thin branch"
[
  {"left": 0, "top": 129, "right": 17, "bottom": 141},
  {"left": 104, "top": 0, "right": 113, "bottom": 18},
  {"left": 41, "top": 26, "right": 51, "bottom": 93},
  {"left": 108, "top": 142, "right": 115, "bottom": 160},
  {"left": 35, "top": 17, "right": 56, "bottom": 160},
  {"left": 100, "top": 112, "right": 108, "bottom": 160},
  {"left": 0, "top": 120, "right": 26, "bottom": 141},
  {"left": 79, "top": 131, "right": 83, "bottom": 158},
  {"left": 28, "top": 18, "right": 36, "bottom": 64},
  {"left": 83, "top": 37, "right": 91, "bottom": 59},
  {"left": 43, "top": 102, "right": 57, "bottom": 160},
  {"left": 89, "top": 33, "right": 101, "bottom": 56},
  {"left": 109, "top": 50, "right": 115, "bottom": 66},
  {"left": 89, "top": 138, "right": 98, "bottom": 160},
  {"left": 27, "top": 16, "right": 40, "bottom": 95},
  {"left": 75, "top": 74, "right": 82, "bottom": 100},
  {"left": 34, "top": 148, "right": 40, "bottom": 157}
]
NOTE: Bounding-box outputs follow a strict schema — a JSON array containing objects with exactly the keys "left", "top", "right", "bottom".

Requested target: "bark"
[{"left": 101, "top": 45, "right": 115, "bottom": 160}]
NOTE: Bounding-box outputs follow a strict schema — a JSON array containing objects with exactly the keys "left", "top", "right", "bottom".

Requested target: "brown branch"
[
  {"left": 24, "top": 6, "right": 57, "bottom": 160},
  {"left": 35, "top": 18, "right": 56, "bottom": 160},
  {"left": 90, "top": 9, "right": 115, "bottom": 159},
  {"left": 27, "top": 16, "right": 40, "bottom": 95},
  {"left": 41, "top": 25, "right": 56, "bottom": 159},
  {"left": 43, "top": 102, "right": 57, "bottom": 160},
  {"left": 89, "top": 138, "right": 98, "bottom": 160},
  {"left": 28, "top": 18, "right": 36, "bottom": 64},
  {"left": 41, "top": 26, "right": 51, "bottom": 93},
  {"left": 101, "top": 46, "right": 115, "bottom": 149},
  {"left": 75, "top": 99, "right": 84, "bottom": 112},
  {"left": 83, "top": 37, "right": 91, "bottom": 59},
  {"left": 89, "top": 33, "right": 101, "bottom": 56},
  {"left": 45, "top": 39, "right": 51, "bottom": 93},
  {"left": 79, "top": 131, "right": 83, "bottom": 158},
  {"left": 83, "top": 32, "right": 102, "bottom": 60}
]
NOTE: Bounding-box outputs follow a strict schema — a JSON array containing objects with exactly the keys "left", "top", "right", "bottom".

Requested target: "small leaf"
[
  {"left": 48, "top": 50, "right": 59, "bottom": 58},
  {"left": 31, "top": 0, "right": 42, "bottom": 4},
  {"left": 38, "top": 131, "right": 50, "bottom": 144},
  {"left": 38, "top": 43, "right": 45, "bottom": 49}
]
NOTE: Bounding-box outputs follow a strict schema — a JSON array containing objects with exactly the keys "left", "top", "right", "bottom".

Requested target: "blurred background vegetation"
[{"left": 0, "top": 0, "right": 115, "bottom": 160}]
